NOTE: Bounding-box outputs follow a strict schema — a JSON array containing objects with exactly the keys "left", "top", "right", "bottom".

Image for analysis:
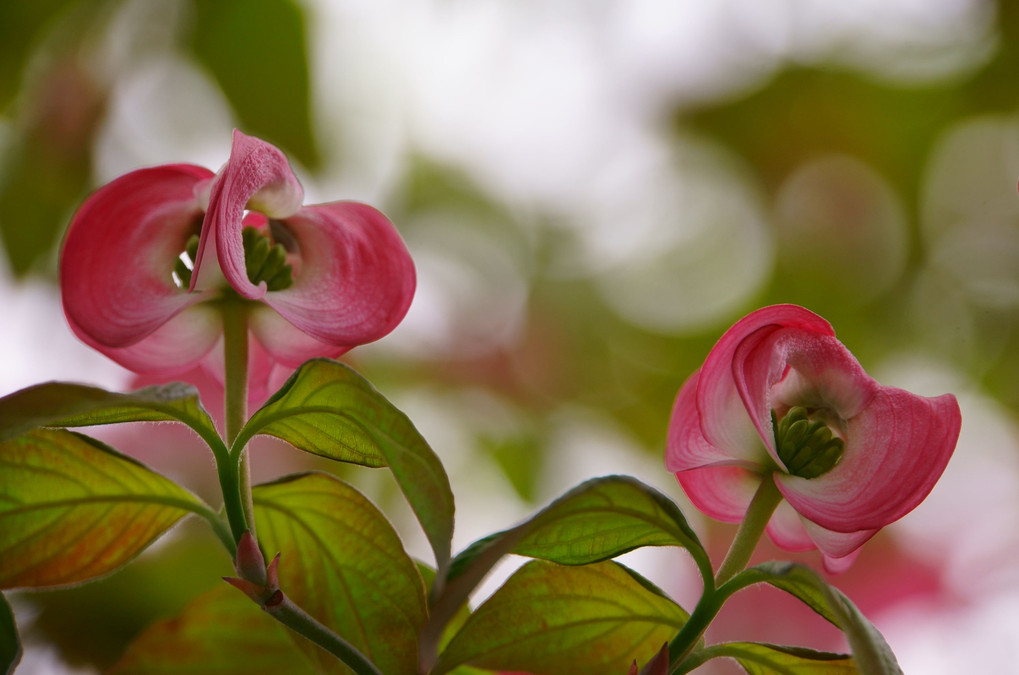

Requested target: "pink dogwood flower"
[
  {"left": 61, "top": 130, "right": 415, "bottom": 395},
  {"left": 666, "top": 304, "right": 960, "bottom": 572}
]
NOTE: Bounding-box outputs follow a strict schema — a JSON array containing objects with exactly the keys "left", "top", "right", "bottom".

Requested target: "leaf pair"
[{"left": 422, "top": 475, "right": 711, "bottom": 674}]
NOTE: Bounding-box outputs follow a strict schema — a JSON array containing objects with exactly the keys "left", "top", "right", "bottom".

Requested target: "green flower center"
[
  {"left": 172, "top": 226, "right": 295, "bottom": 292},
  {"left": 771, "top": 406, "right": 845, "bottom": 479},
  {"left": 242, "top": 225, "right": 294, "bottom": 291},
  {"left": 173, "top": 233, "right": 200, "bottom": 289}
]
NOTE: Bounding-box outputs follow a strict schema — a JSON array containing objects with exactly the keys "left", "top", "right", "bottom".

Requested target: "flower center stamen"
[
  {"left": 771, "top": 406, "right": 845, "bottom": 479},
  {"left": 242, "top": 226, "right": 293, "bottom": 291}
]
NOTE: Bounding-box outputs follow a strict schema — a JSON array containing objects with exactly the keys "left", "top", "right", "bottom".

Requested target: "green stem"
[
  {"left": 267, "top": 592, "right": 383, "bottom": 675},
  {"left": 667, "top": 588, "right": 723, "bottom": 666},
  {"left": 217, "top": 454, "right": 249, "bottom": 547},
  {"left": 713, "top": 475, "right": 782, "bottom": 586},
  {"left": 220, "top": 298, "right": 255, "bottom": 542},
  {"left": 668, "top": 475, "right": 784, "bottom": 670}
]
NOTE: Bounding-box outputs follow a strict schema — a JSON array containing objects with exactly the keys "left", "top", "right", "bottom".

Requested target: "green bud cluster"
[
  {"left": 242, "top": 226, "right": 294, "bottom": 291},
  {"left": 173, "top": 234, "right": 201, "bottom": 288},
  {"left": 771, "top": 406, "right": 845, "bottom": 479}
]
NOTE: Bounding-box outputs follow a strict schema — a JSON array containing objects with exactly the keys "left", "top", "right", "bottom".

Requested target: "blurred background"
[{"left": 2, "top": 0, "right": 1018, "bottom": 672}]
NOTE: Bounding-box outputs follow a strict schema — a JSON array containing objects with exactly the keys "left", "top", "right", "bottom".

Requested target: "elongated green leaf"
[
  {"left": 0, "top": 592, "right": 20, "bottom": 675},
  {"left": 435, "top": 560, "right": 688, "bottom": 675},
  {"left": 190, "top": 0, "right": 319, "bottom": 169},
  {"left": 0, "top": 428, "right": 214, "bottom": 589},
  {"left": 253, "top": 472, "right": 428, "bottom": 675},
  {"left": 109, "top": 584, "right": 318, "bottom": 675},
  {"left": 240, "top": 358, "right": 454, "bottom": 572},
  {"left": 423, "top": 476, "right": 709, "bottom": 670},
  {"left": 694, "top": 642, "right": 855, "bottom": 674},
  {"left": 450, "top": 475, "right": 708, "bottom": 578},
  {"left": 726, "top": 562, "right": 901, "bottom": 674},
  {"left": 0, "top": 381, "right": 224, "bottom": 455}
]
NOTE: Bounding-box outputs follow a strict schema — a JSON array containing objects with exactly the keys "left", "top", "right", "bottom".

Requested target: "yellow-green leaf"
[
  {"left": 254, "top": 472, "right": 428, "bottom": 675},
  {"left": 696, "top": 642, "right": 856, "bottom": 674},
  {"left": 240, "top": 358, "right": 454, "bottom": 572},
  {"left": 425, "top": 476, "right": 709, "bottom": 669},
  {"left": 0, "top": 429, "right": 213, "bottom": 589},
  {"left": 435, "top": 560, "right": 688, "bottom": 675}
]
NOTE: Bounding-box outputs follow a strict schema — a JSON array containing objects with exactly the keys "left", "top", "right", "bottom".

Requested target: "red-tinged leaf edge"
[{"left": 0, "top": 428, "right": 223, "bottom": 589}]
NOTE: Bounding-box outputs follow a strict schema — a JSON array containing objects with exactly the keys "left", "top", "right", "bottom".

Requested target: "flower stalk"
[{"left": 714, "top": 476, "right": 783, "bottom": 586}]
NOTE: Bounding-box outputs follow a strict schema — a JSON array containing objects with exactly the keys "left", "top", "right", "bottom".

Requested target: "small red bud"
[
  {"left": 234, "top": 531, "right": 268, "bottom": 585},
  {"left": 637, "top": 643, "right": 669, "bottom": 675}
]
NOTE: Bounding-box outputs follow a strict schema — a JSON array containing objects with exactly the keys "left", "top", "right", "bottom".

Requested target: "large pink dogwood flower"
[
  {"left": 61, "top": 130, "right": 414, "bottom": 395},
  {"left": 666, "top": 305, "right": 961, "bottom": 572}
]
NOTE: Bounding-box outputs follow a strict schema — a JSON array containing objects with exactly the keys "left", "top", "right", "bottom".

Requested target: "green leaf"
[
  {"left": 189, "top": 0, "right": 319, "bottom": 169},
  {"left": 725, "top": 562, "right": 902, "bottom": 674},
  {"left": 253, "top": 471, "right": 428, "bottom": 675},
  {"left": 0, "top": 428, "right": 214, "bottom": 589},
  {"left": 239, "top": 358, "right": 454, "bottom": 572},
  {"left": 0, "top": 381, "right": 225, "bottom": 457},
  {"left": 434, "top": 560, "right": 688, "bottom": 675},
  {"left": 109, "top": 584, "right": 319, "bottom": 675},
  {"left": 424, "top": 476, "right": 709, "bottom": 668},
  {"left": 0, "top": 592, "right": 20, "bottom": 675},
  {"left": 451, "top": 475, "right": 707, "bottom": 575},
  {"left": 695, "top": 641, "right": 855, "bottom": 674}
]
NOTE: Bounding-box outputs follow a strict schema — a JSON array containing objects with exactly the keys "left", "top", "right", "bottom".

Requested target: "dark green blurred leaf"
[
  {"left": 0, "top": 56, "right": 104, "bottom": 276},
  {"left": 189, "top": 0, "right": 319, "bottom": 169},
  {"left": 726, "top": 562, "right": 901, "bottom": 675},
  {"left": 692, "top": 642, "right": 855, "bottom": 674},
  {"left": 434, "top": 560, "right": 687, "bottom": 675},
  {"left": 482, "top": 432, "right": 544, "bottom": 501},
  {"left": 240, "top": 358, "right": 454, "bottom": 572},
  {"left": 0, "top": 429, "right": 213, "bottom": 589},
  {"left": 0, "top": 381, "right": 224, "bottom": 455},
  {"left": 109, "top": 584, "right": 318, "bottom": 675},
  {"left": 254, "top": 471, "right": 427, "bottom": 675},
  {"left": 0, "top": 592, "right": 19, "bottom": 675},
  {"left": 0, "top": 0, "right": 79, "bottom": 114}
]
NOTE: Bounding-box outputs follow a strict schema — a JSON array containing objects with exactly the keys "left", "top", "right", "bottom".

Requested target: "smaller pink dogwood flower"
[
  {"left": 666, "top": 305, "right": 961, "bottom": 572},
  {"left": 61, "top": 130, "right": 414, "bottom": 396}
]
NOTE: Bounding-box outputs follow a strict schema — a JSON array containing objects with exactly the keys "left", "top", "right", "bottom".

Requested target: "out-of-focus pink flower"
[
  {"left": 61, "top": 130, "right": 414, "bottom": 393},
  {"left": 666, "top": 304, "right": 961, "bottom": 572}
]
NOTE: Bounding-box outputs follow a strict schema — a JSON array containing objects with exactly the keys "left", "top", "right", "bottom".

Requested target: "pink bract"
[
  {"left": 665, "top": 304, "right": 961, "bottom": 572},
  {"left": 61, "top": 130, "right": 415, "bottom": 393}
]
